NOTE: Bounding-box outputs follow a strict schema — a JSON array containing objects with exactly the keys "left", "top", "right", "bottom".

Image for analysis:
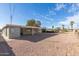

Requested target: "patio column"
[{"left": 31, "top": 28, "right": 34, "bottom": 35}]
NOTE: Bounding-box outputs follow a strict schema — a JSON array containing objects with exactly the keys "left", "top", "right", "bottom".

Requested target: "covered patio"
[{"left": 2, "top": 24, "right": 42, "bottom": 39}]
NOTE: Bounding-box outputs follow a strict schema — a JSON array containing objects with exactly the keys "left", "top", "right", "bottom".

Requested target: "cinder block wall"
[
  {"left": 2, "top": 27, "right": 10, "bottom": 39},
  {"left": 9, "top": 27, "right": 21, "bottom": 39},
  {"left": 2, "top": 27, "right": 21, "bottom": 39}
]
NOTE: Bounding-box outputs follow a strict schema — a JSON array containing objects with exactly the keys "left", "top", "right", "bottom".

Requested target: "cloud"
[
  {"left": 48, "top": 8, "right": 56, "bottom": 16},
  {"left": 33, "top": 13, "right": 54, "bottom": 26},
  {"left": 40, "top": 15, "right": 54, "bottom": 22},
  {"left": 68, "top": 3, "right": 79, "bottom": 14},
  {"left": 55, "top": 3, "right": 66, "bottom": 11},
  {"left": 68, "top": 4, "right": 77, "bottom": 13},
  {"left": 59, "top": 13, "right": 79, "bottom": 29},
  {"left": 58, "top": 3, "right": 79, "bottom": 29},
  {"left": 33, "top": 12, "right": 54, "bottom": 23}
]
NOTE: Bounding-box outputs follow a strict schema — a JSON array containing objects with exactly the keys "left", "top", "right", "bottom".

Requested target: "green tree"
[
  {"left": 36, "top": 20, "right": 41, "bottom": 27},
  {"left": 70, "top": 21, "right": 74, "bottom": 31},
  {"left": 26, "top": 19, "right": 41, "bottom": 27}
]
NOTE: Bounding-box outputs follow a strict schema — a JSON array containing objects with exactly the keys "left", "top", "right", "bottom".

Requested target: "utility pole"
[{"left": 9, "top": 3, "right": 15, "bottom": 24}]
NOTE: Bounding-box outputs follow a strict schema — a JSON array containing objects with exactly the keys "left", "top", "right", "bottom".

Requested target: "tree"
[
  {"left": 61, "top": 25, "right": 68, "bottom": 32},
  {"left": 26, "top": 19, "right": 41, "bottom": 27},
  {"left": 62, "top": 24, "right": 64, "bottom": 30},
  {"left": 70, "top": 21, "right": 74, "bottom": 31},
  {"left": 52, "top": 25, "right": 55, "bottom": 32},
  {"left": 52, "top": 26, "right": 54, "bottom": 29},
  {"left": 26, "top": 19, "right": 36, "bottom": 26},
  {"left": 36, "top": 20, "right": 41, "bottom": 27}
]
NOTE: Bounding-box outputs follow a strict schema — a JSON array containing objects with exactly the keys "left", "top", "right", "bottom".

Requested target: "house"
[{"left": 1, "top": 24, "right": 42, "bottom": 39}]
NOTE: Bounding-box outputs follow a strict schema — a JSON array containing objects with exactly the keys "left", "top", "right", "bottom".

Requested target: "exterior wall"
[
  {"left": 2, "top": 25, "right": 42, "bottom": 39},
  {"left": 2, "top": 28, "right": 6, "bottom": 36},
  {"left": 38, "top": 28, "right": 42, "bottom": 33},
  {"left": 2, "top": 27, "right": 10, "bottom": 39},
  {"left": 2, "top": 27, "right": 21, "bottom": 39},
  {"left": 9, "top": 27, "right": 21, "bottom": 38},
  {"left": 21, "top": 28, "right": 42, "bottom": 35},
  {"left": 21, "top": 28, "right": 32, "bottom": 35},
  {"left": 6, "top": 28, "right": 10, "bottom": 38},
  {"left": 32, "top": 28, "right": 41, "bottom": 35}
]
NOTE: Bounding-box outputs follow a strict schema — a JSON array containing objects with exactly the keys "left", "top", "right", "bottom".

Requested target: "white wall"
[
  {"left": 2, "top": 27, "right": 10, "bottom": 40},
  {"left": 2, "top": 27, "right": 21, "bottom": 39},
  {"left": 2, "top": 28, "right": 6, "bottom": 36}
]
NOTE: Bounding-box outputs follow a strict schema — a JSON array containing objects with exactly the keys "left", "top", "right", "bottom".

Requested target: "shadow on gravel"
[
  {"left": 0, "top": 34, "right": 15, "bottom": 56},
  {"left": 16, "top": 33, "right": 58, "bottom": 42}
]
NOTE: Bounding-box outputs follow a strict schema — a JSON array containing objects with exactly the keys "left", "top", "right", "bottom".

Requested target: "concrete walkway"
[{"left": 6, "top": 32, "right": 79, "bottom": 56}]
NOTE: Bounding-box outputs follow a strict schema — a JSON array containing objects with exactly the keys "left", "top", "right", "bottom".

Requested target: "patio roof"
[{"left": 2, "top": 24, "right": 41, "bottom": 30}]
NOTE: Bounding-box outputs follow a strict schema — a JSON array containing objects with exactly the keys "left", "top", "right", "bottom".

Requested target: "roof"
[{"left": 2, "top": 24, "right": 41, "bottom": 30}]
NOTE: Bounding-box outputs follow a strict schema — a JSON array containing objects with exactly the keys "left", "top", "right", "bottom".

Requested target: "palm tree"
[
  {"left": 62, "top": 24, "right": 64, "bottom": 30},
  {"left": 70, "top": 21, "right": 74, "bottom": 31},
  {"left": 26, "top": 19, "right": 41, "bottom": 27},
  {"left": 52, "top": 26, "right": 54, "bottom": 29}
]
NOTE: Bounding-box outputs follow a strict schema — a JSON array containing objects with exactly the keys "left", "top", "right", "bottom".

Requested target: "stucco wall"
[
  {"left": 2, "top": 27, "right": 10, "bottom": 39},
  {"left": 32, "top": 28, "right": 42, "bottom": 35},
  {"left": 5, "top": 27, "right": 10, "bottom": 38},
  {"left": 2, "top": 27, "right": 21, "bottom": 39},
  {"left": 2, "top": 25, "right": 42, "bottom": 39},
  {"left": 21, "top": 28, "right": 32, "bottom": 35},
  {"left": 21, "top": 28, "right": 42, "bottom": 35},
  {"left": 2, "top": 28, "right": 6, "bottom": 36},
  {"left": 10, "top": 27, "right": 21, "bottom": 38}
]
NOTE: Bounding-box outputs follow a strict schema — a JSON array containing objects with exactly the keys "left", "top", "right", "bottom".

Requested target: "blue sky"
[{"left": 0, "top": 3, "right": 79, "bottom": 29}]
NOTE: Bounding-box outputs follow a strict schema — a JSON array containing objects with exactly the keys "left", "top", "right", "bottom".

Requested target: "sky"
[{"left": 0, "top": 3, "right": 79, "bottom": 29}]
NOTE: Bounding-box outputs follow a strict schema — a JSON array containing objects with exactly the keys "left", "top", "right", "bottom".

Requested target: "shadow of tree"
[{"left": 16, "top": 33, "right": 58, "bottom": 42}]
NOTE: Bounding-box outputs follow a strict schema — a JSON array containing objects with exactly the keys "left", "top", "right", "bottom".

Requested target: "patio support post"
[{"left": 32, "top": 28, "right": 34, "bottom": 35}]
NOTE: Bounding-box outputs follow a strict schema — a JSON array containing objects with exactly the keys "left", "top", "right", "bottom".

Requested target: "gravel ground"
[
  {"left": 6, "top": 32, "right": 79, "bottom": 56},
  {"left": 0, "top": 33, "right": 15, "bottom": 56}
]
